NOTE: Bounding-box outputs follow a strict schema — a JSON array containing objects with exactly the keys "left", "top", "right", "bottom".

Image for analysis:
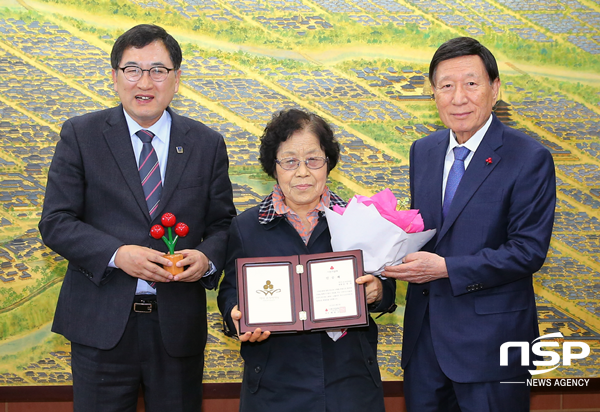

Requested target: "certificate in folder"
[{"left": 236, "top": 250, "right": 368, "bottom": 334}]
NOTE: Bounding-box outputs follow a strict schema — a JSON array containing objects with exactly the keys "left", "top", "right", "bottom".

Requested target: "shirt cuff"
[
  {"left": 204, "top": 260, "right": 217, "bottom": 277},
  {"left": 108, "top": 250, "right": 119, "bottom": 268}
]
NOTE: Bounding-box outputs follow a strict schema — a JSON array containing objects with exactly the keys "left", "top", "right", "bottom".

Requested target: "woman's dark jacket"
[{"left": 217, "top": 202, "right": 396, "bottom": 412}]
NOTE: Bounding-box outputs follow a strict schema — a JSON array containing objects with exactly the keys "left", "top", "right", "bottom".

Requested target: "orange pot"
[{"left": 164, "top": 253, "right": 184, "bottom": 275}]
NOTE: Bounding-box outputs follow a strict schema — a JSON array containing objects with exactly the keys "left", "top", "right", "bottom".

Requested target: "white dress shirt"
[
  {"left": 111, "top": 109, "right": 172, "bottom": 295},
  {"left": 441, "top": 114, "right": 493, "bottom": 205},
  {"left": 109, "top": 109, "right": 215, "bottom": 294}
]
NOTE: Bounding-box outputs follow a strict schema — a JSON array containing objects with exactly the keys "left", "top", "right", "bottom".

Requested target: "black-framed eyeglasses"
[
  {"left": 275, "top": 157, "right": 328, "bottom": 171},
  {"left": 119, "top": 66, "right": 174, "bottom": 82}
]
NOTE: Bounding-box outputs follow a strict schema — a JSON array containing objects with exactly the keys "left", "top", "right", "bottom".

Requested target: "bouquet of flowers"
[{"left": 324, "top": 188, "right": 436, "bottom": 275}]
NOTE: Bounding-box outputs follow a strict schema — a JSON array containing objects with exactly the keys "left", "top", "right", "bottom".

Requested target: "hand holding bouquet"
[{"left": 324, "top": 189, "right": 435, "bottom": 275}]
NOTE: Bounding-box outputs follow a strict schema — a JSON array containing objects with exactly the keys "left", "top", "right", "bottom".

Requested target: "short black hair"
[
  {"left": 111, "top": 24, "right": 182, "bottom": 70},
  {"left": 259, "top": 109, "right": 340, "bottom": 179},
  {"left": 429, "top": 37, "right": 499, "bottom": 88}
]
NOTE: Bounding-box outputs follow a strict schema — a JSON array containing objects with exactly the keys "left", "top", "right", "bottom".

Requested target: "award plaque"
[{"left": 236, "top": 250, "right": 367, "bottom": 334}]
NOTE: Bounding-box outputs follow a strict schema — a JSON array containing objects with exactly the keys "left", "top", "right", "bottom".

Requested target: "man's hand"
[
  {"left": 231, "top": 305, "right": 271, "bottom": 342},
  {"left": 356, "top": 274, "right": 383, "bottom": 305},
  {"left": 172, "top": 249, "right": 210, "bottom": 282},
  {"left": 383, "top": 251, "right": 448, "bottom": 283},
  {"left": 115, "top": 245, "right": 174, "bottom": 283}
]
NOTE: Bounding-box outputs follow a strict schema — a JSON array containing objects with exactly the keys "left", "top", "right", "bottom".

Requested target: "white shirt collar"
[
  {"left": 446, "top": 113, "right": 494, "bottom": 156},
  {"left": 122, "top": 109, "right": 171, "bottom": 145}
]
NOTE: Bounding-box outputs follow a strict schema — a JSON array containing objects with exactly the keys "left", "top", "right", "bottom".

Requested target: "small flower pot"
[{"left": 164, "top": 253, "right": 184, "bottom": 275}]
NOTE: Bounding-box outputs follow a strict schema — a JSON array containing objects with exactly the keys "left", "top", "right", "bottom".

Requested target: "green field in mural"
[{"left": 0, "top": 0, "right": 599, "bottom": 385}]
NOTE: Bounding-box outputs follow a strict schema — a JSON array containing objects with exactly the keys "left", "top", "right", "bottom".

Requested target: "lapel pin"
[
  {"left": 176, "top": 146, "right": 184, "bottom": 154},
  {"left": 485, "top": 157, "right": 492, "bottom": 165}
]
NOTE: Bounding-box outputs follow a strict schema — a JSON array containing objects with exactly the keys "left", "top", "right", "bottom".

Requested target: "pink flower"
[{"left": 333, "top": 189, "right": 424, "bottom": 233}]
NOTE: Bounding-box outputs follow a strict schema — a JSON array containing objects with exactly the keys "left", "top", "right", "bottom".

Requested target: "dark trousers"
[
  {"left": 71, "top": 300, "right": 204, "bottom": 412},
  {"left": 403, "top": 309, "right": 530, "bottom": 412}
]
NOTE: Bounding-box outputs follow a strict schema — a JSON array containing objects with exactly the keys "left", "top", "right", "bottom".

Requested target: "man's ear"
[{"left": 112, "top": 69, "right": 118, "bottom": 92}]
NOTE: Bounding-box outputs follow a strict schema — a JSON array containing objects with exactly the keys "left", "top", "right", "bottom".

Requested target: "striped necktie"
[
  {"left": 136, "top": 130, "right": 162, "bottom": 217},
  {"left": 442, "top": 146, "right": 470, "bottom": 219}
]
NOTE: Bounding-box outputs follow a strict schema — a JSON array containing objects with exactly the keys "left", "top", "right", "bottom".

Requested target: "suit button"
[
  {"left": 367, "top": 358, "right": 374, "bottom": 365},
  {"left": 254, "top": 366, "right": 261, "bottom": 373},
  {"left": 422, "top": 289, "right": 429, "bottom": 296}
]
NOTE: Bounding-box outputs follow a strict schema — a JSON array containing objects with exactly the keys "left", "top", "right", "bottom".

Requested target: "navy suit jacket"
[
  {"left": 402, "top": 114, "right": 556, "bottom": 382},
  {"left": 39, "top": 105, "right": 235, "bottom": 357}
]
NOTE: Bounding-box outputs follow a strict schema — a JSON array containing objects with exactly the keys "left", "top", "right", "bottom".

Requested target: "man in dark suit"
[
  {"left": 384, "top": 37, "right": 556, "bottom": 411},
  {"left": 38, "top": 24, "right": 235, "bottom": 412}
]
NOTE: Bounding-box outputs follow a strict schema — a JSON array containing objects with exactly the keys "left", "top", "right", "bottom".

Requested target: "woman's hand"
[
  {"left": 231, "top": 305, "right": 271, "bottom": 342},
  {"left": 356, "top": 274, "right": 383, "bottom": 305}
]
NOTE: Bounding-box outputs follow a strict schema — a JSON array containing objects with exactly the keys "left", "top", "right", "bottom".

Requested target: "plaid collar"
[{"left": 258, "top": 186, "right": 346, "bottom": 225}]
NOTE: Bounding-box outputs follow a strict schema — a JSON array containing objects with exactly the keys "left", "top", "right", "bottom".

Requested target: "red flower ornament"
[
  {"left": 485, "top": 157, "right": 493, "bottom": 165},
  {"left": 174, "top": 222, "right": 189, "bottom": 237},
  {"left": 161, "top": 212, "right": 176, "bottom": 227},
  {"left": 150, "top": 225, "right": 165, "bottom": 239},
  {"left": 150, "top": 213, "right": 189, "bottom": 254}
]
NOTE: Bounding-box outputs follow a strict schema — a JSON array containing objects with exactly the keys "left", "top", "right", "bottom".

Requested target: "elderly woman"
[{"left": 217, "top": 108, "right": 396, "bottom": 411}]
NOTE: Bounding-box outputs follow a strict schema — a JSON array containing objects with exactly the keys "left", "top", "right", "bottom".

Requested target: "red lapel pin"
[{"left": 485, "top": 157, "right": 493, "bottom": 165}]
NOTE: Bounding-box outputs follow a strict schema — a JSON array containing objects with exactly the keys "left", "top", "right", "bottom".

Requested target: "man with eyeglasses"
[{"left": 39, "top": 24, "right": 235, "bottom": 412}]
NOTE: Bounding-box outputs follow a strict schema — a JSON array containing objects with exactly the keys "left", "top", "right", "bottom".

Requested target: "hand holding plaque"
[{"left": 150, "top": 213, "right": 189, "bottom": 275}]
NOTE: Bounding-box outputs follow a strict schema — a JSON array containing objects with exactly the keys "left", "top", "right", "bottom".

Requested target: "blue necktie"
[
  {"left": 443, "top": 146, "right": 470, "bottom": 219},
  {"left": 136, "top": 130, "right": 162, "bottom": 218}
]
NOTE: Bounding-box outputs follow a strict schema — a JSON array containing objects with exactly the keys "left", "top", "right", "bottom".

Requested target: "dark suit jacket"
[
  {"left": 39, "top": 105, "right": 235, "bottom": 357},
  {"left": 217, "top": 205, "right": 395, "bottom": 411},
  {"left": 402, "top": 114, "right": 556, "bottom": 382}
]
